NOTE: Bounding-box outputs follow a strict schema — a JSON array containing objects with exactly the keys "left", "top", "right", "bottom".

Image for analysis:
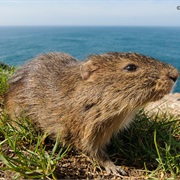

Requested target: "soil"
[{"left": 55, "top": 152, "right": 149, "bottom": 180}]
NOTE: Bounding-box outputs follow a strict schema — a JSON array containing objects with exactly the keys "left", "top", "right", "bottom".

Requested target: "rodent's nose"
[{"left": 168, "top": 69, "right": 179, "bottom": 82}]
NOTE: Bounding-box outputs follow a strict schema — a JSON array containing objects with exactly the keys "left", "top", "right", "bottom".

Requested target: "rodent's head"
[{"left": 80, "top": 52, "right": 179, "bottom": 108}]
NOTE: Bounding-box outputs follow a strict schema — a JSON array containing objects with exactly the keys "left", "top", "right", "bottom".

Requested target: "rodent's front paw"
[{"left": 105, "top": 165, "right": 127, "bottom": 176}]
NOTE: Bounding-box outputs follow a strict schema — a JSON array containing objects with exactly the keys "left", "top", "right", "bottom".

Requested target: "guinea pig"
[{"left": 4, "top": 52, "right": 179, "bottom": 175}]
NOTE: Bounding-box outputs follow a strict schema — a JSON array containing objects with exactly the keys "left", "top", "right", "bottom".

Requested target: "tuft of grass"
[
  {"left": 0, "top": 65, "right": 15, "bottom": 96},
  {"left": 0, "top": 114, "right": 69, "bottom": 179},
  {"left": 109, "top": 110, "right": 180, "bottom": 179}
]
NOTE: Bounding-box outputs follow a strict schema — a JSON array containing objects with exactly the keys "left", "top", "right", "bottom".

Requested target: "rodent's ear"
[{"left": 80, "top": 60, "right": 99, "bottom": 81}]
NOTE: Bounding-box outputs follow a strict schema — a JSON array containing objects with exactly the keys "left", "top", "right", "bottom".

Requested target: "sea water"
[{"left": 0, "top": 26, "right": 179, "bottom": 92}]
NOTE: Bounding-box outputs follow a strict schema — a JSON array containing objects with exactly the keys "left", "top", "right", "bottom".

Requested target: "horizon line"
[{"left": 0, "top": 25, "right": 180, "bottom": 27}]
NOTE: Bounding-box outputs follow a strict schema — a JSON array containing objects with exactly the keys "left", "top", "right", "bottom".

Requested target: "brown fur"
[{"left": 4, "top": 52, "right": 179, "bottom": 175}]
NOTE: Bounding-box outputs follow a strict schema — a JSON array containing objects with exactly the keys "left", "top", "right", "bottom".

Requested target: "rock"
[{"left": 145, "top": 93, "right": 180, "bottom": 117}]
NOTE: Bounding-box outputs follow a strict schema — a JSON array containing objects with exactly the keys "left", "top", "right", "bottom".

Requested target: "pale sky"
[{"left": 0, "top": 0, "right": 180, "bottom": 26}]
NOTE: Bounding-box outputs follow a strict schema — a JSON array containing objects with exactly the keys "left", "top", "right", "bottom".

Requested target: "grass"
[
  {"left": 0, "top": 115, "right": 69, "bottom": 179},
  {"left": 0, "top": 65, "right": 180, "bottom": 179},
  {"left": 109, "top": 110, "right": 180, "bottom": 179},
  {"left": 0, "top": 64, "right": 15, "bottom": 96}
]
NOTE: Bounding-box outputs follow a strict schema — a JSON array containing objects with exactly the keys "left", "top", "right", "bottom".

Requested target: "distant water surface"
[{"left": 0, "top": 26, "right": 179, "bottom": 91}]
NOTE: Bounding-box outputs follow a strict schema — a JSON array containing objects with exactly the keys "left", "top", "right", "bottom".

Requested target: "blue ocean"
[{"left": 0, "top": 26, "right": 179, "bottom": 92}]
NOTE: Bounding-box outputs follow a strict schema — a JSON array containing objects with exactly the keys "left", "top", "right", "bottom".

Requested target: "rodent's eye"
[{"left": 124, "top": 64, "right": 138, "bottom": 72}]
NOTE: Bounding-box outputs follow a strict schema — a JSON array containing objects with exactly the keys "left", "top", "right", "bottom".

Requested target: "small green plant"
[
  {"left": 0, "top": 115, "right": 69, "bottom": 179},
  {"left": 151, "top": 129, "right": 180, "bottom": 179},
  {"left": 0, "top": 65, "right": 15, "bottom": 96}
]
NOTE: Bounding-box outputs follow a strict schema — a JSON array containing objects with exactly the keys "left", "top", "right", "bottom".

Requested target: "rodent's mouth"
[{"left": 152, "top": 79, "right": 176, "bottom": 101}]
